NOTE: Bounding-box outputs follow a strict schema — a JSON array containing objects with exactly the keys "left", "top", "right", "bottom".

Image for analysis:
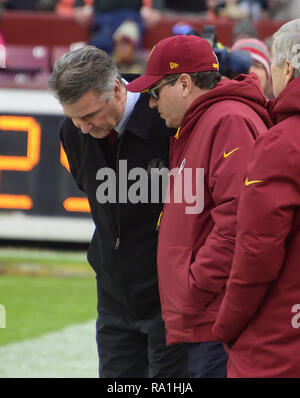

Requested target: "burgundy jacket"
[
  {"left": 157, "top": 74, "right": 273, "bottom": 345},
  {"left": 212, "top": 77, "right": 300, "bottom": 377}
]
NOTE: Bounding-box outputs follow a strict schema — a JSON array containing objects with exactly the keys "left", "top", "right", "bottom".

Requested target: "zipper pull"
[
  {"left": 156, "top": 211, "right": 163, "bottom": 231},
  {"left": 115, "top": 237, "right": 120, "bottom": 250},
  {"left": 174, "top": 127, "right": 181, "bottom": 139}
]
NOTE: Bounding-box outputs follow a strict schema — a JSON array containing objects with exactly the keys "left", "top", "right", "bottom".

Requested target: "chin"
[
  {"left": 165, "top": 120, "right": 176, "bottom": 129},
  {"left": 90, "top": 130, "right": 110, "bottom": 139}
]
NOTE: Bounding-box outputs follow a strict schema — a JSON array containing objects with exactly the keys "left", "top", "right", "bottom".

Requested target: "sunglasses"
[{"left": 147, "top": 77, "right": 179, "bottom": 100}]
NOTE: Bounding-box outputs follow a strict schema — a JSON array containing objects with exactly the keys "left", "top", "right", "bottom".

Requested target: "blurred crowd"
[
  {"left": 0, "top": 0, "right": 299, "bottom": 94},
  {"left": 1, "top": 0, "right": 300, "bottom": 21}
]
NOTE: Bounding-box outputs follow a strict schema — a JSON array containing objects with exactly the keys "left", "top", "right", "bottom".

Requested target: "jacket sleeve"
[
  {"left": 212, "top": 129, "right": 300, "bottom": 343},
  {"left": 188, "top": 113, "right": 262, "bottom": 307}
]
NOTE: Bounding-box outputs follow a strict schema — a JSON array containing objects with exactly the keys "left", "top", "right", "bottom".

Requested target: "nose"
[
  {"left": 73, "top": 118, "right": 93, "bottom": 134},
  {"left": 80, "top": 121, "right": 93, "bottom": 134}
]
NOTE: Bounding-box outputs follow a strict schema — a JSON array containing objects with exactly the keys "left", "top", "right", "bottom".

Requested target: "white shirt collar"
[{"left": 114, "top": 79, "right": 140, "bottom": 135}]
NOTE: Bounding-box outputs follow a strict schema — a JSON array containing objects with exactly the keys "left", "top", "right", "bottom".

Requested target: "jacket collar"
[{"left": 125, "top": 92, "right": 155, "bottom": 140}]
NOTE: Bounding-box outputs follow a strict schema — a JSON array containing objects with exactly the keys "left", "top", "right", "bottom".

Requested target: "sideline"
[{"left": 0, "top": 320, "right": 98, "bottom": 378}]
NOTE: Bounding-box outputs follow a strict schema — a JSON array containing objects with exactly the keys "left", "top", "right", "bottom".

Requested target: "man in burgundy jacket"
[
  {"left": 126, "top": 34, "right": 273, "bottom": 377},
  {"left": 212, "top": 19, "right": 300, "bottom": 377}
]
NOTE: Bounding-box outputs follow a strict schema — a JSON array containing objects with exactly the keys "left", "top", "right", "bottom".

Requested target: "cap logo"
[
  {"left": 212, "top": 51, "right": 219, "bottom": 70},
  {"left": 169, "top": 62, "right": 179, "bottom": 69}
]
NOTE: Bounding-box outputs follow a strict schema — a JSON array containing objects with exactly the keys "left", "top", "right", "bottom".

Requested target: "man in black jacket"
[{"left": 48, "top": 45, "right": 187, "bottom": 378}]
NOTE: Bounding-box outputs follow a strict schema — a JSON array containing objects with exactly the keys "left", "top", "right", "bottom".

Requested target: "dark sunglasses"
[{"left": 147, "top": 77, "right": 179, "bottom": 100}]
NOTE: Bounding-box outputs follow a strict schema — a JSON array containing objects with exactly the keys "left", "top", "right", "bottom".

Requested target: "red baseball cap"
[{"left": 126, "top": 34, "right": 219, "bottom": 92}]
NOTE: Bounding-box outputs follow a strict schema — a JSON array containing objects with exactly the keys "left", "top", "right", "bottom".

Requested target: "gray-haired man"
[{"left": 48, "top": 45, "right": 188, "bottom": 378}]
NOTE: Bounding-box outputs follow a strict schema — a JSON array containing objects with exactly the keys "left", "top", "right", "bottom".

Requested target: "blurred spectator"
[
  {"left": 56, "top": 0, "right": 162, "bottom": 28},
  {"left": 55, "top": 0, "right": 73, "bottom": 16},
  {"left": 161, "top": 0, "right": 207, "bottom": 14},
  {"left": 0, "top": 26, "right": 5, "bottom": 69},
  {"left": 38, "top": 0, "right": 59, "bottom": 10},
  {"left": 0, "top": 0, "right": 6, "bottom": 12},
  {"left": 239, "top": 0, "right": 268, "bottom": 20},
  {"left": 0, "top": 0, "right": 6, "bottom": 68},
  {"left": 4, "top": 0, "right": 58, "bottom": 10},
  {"left": 231, "top": 18, "right": 258, "bottom": 43},
  {"left": 140, "top": 9, "right": 161, "bottom": 29},
  {"left": 205, "top": 0, "right": 270, "bottom": 21},
  {"left": 263, "top": 34, "right": 273, "bottom": 53},
  {"left": 171, "top": 21, "right": 253, "bottom": 79},
  {"left": 140, "top": 1, "right": 162, "bottom": 29},
  {"left": 112, "top": 19, "right": 146, "bottom": 74},
  {"left": 231, "top": 37, "right": 272, "bottom": 96},
  {"left": 268, "top": 0, "right": 300, "bottom": 20},
  {"left": 55, "top": 0, "right": 91, "bottom": 16},
  {"left": 141, "top": 0, "right": 207, "bottom": 27},
  {"left": 72, "top": 0, "right": 145, "bottom": 55},
  {"left": 4, "top": 0, "right": 37, "bottom": 9},
  {"left": 0, "top": 22, "right": 4, "bottom": 46},
  {"left": 205, "top": 0, "right": 225, "bottom": 21},
  {"left": 219, "top": 0, "right": 249, "bottom": 19}
]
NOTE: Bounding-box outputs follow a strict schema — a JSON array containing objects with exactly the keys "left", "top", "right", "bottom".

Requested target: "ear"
[
  {"left": 178, "top": 73, "right": 193, "bottom": 97},
  {"left": 285, "top": 59, "right": 295, "bottom": 85},
  {"left": 113, "top": 79, "right": 122, "bottom": 101}
]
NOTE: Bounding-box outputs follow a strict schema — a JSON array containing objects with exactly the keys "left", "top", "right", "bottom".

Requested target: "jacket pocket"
[
  {"left": 157, "top": 245, "right": 200, "bottom": 317},
  {"left": 188, "top": 269, "right": 219, "bottom": 310}
]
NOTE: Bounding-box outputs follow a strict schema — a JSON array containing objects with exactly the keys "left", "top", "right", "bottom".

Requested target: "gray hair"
[
  {"left": 48, "top": 45, "right": 123, "bottom": 104},
  {"left": 272, "top": 19, "right": 300, "bottom": 78}
]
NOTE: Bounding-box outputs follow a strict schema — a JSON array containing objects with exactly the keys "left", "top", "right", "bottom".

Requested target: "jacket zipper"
[
  {"left": 115, "top": 237, "right": 120, "bottom": 250},
  {"left": 114, "top": 134, "right": 123, "bottom": 250}
]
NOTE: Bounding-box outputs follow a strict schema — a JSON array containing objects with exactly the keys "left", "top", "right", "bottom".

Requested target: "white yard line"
[
  {"left": 0, "top": 320, "right": 98, "bottom": 378},
  {"left": 0, "top": 248, "right": 87, "bottom": 262},
  {"left": 0, "top": 214, "right": 94, "bottom": 243}
]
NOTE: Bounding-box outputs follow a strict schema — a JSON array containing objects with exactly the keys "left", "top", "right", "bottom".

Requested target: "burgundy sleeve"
[
  {"left": 212, "top": 130, "right": 300, "bottom": 343},
  {"left": 188, "top": 114, "right": 261, "bottom": 307}
]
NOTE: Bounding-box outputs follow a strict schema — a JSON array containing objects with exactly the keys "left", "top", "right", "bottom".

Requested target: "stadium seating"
[
  {"left": 4, "top": 44, "right": 50, "bottom": 73},
  {"left": 0, "top": 10, "right": 286, "bottom": 49},
  {"left": 0, "top": 10, "right": 287, "bottom": 89},
  {"left": 51, "top": 45, "right": 69, "bottom": 67},
  {"left": 0, "top": 44, "right": 50, "bottom": 88}
]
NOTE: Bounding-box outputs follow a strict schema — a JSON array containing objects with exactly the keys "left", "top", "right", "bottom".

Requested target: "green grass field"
[{"left": 0, "top": 247, "right": 97, "bottom": 347}]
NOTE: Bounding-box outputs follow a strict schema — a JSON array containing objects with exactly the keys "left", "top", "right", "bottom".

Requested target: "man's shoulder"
[
  {"left": 59, "top": 117, "right": 90, "bottom": 161},
  {"left": 122, "top": 73, "right": 140, "bottom": 83},
  {"left": 266, "top": 116, "right": 300, "bottom": 150},
  {"left": 61, "top": 116, "right": 77, "bottom": 133},
  {"left": 130, "top": 93, "right": 176, "bottom": 138},
  {"left": 208, "top": 99, "right": 261, "bottom": 117},
  {"left": 60, "top": 117, "right": 83, "bottom": 141}
]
